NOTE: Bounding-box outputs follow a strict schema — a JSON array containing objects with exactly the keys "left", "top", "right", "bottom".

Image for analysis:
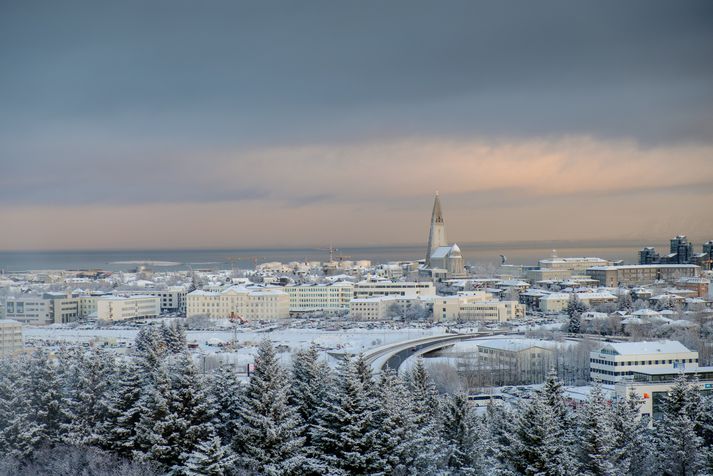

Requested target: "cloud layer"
[{"left": 1, "top": 1, "right": 712, "bottom": 249}]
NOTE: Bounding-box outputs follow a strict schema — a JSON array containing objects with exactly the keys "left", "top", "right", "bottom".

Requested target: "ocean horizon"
[{"left": 0, "top": 239, "right": 671, "bottom": 273}]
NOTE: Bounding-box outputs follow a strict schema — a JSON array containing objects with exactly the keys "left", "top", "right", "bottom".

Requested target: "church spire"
[{"left": 426, "top": 192, "right": 448, "bottom": 266}]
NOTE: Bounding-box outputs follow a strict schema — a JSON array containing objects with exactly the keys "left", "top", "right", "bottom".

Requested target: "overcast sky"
[{"left": 1, "top": 0, "right": 712, "bottom": 250}]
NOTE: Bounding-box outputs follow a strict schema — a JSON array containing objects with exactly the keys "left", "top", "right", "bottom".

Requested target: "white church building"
[{"left": 422, "top": 193, "right": 466, "bottom": 279}]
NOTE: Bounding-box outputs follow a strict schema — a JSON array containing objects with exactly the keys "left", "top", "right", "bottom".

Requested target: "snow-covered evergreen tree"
[
  {"left": 566, "top": 294, "right": 586, "bottom": 334},
  {"left": 5, "top": 350, "right": 65, "bottom": 458},
  {"left": 133, "top": 353, "right": 216, "bottom": 474},
  {"left": 609, "top": 390, "right": 656, "bottom": 475},
  {"left": 233, "top": 340, "right": 305, "bottom": 475},
  {"left": 60, "top": 347, "right": 115, "bottom": 446},
  {"left": 311, "top": 355, "right": 382, "bottom": 475},
  {"left": 655, "top": 374, "right": 705, "bottom": 476},
  {"left": 373, "top": 369, "right": 420, "bottom": 474},
  {"left": 0, "top": 358, "right": 19, "bottom": 452},
  {"left": 508, "top": 380, "right": 578, "bottom": 476},
  {"left": 406, "top": 358, "right": 447, "bottom": 473},
  {"left": 482, "top": 400, "right": 517, "bottom": 475},
  {"left": 290, "top": 343, "right": 330, "bottom": 456},
  {"left": 577, "top": 384, "right": 614, "bottom": 476},
  {"left": 209, "top": 363, "right": 243, "bottom": 443},
  {"left": 99, "top": 358, "right": 148, "bottom": 457},
  {"left": 162, "top": 322, "right": 187, "bottom": 354},
  {"left": 184, "top": 436, "right": 237, "bottom": 476},
  {"left": 440, "top": 392, "right": 482, "bottom": 474}
]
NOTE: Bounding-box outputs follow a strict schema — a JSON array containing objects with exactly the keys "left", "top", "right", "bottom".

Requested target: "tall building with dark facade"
[
  {"left": 667, "top": 235, "right": 693, "bottom": 264},
  {"left": 639, "top": 247, "right": 660, "bottom": 265}
]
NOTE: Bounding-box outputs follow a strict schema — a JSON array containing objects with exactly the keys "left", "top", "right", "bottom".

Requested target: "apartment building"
[
  {"left": 96, "top": 295, "right": 161, "bottom": 322},
  {"left": 434, "top": 292, "right": 525, "bottom": 322},
  {"left": 586, "top": 264, "right": 700, "bottom": 287},
  {"left": 0, "top": 319, "right": 23, "bottom": 355},
  {"left": 353, "top": 280, "right": 436, "bottom": 299},
  {"left": 590, "top": 341, "right": 698, "bottom": 385},
  {"left": 349, "top": 296, "right": 399, "bottom": 321},
  {"left": 186, "top": 286, "right": 289, "bottom": 320},
  {"left": 284, "top": 281, "right": 354, "bottom": 313},
  {"left": 115, "top": 287, "right": 187, "bottom": 314},
  {"left": 2, "top": 292, "right": 102, "bottom": 325}
]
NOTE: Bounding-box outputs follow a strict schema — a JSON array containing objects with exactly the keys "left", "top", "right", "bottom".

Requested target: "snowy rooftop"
[
  {"left": 587, "top": 264, "right": 699, "bottom": 270},
  {"left": 476, "top": 338, "right": 563, "bottom": 352},
  {"left": 600, "top": 340, "right": 693, "bottom": 355}
]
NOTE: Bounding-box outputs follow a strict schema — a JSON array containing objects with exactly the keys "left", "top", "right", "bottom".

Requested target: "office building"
[
  {"left": 97, "top": 295, "right": 161, "bottom": 322},
  {"left": 186, "top": 286, "right": 289, "bottom": 320},
  {"left": 0, "top": 319, "right": 23, "bottom": 355},
  {"left": 590, "top": 340, "right": 698, "bottom": 385},
  {"left": 586, "top": 264, "right": 699, "bottom": 287},
  {"left": 284, "top": 281, "right": 354, "bottom": 313},
  {"left": 353, "top": 280, "right": 435, "bottom": 299}
]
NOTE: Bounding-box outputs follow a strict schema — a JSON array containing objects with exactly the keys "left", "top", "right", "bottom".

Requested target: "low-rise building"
[
  {"left": 284, "top": 281, "right": 354, "bottom": 313},
  {"left": 349, "top": 296, "right": 399, "bottom": 321},
  {"left": 97, "top": 295, "right": 161, "bottom": 322},
  {"left": 0, "top": 319, "right": 23, "bottom": 355},
  {"left": 590, "top": 340, "right": 699, "bottom": 385},
  {"left": 434, "top": 292, "right": 525, "bottom": 322},
  {"left": 115, "top": 287, "right": 187, "bottom": 314},
  {"left": 615, "top": 366, "right": 713, "bottom": 421},
  {"left": 353, "top": 280, "right": 436, "bottom": 299},
  {"left": 586, "top": 264, "right": 700, "bottom": 287},
  {"left": 186, "top": 286, "right": 289, "bottom": 320},
  {"left": 476, "top": 339, "right": 560, "bottom": 384}
]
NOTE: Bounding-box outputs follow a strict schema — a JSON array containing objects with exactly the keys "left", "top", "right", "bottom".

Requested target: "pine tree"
[
  {"left": 184, "top": 436, "right": 237, "bottom": 476},
  {"left": 482, "top": 401, "right": 517, "bottom": 475},
  {"left": 373, "top": 369, "right": 420, "bottom": 474},
  {"left": 406, "top": 358, "right": 447, "bottom": 473},
  {"left": 609, "top": 390, "right": 656, "bottom": 475},
  {"left": 133, "top": 353, "right": 216, "bottom": 474},
  {"left": 312, "top": 356, "right": 382, "bottom": 475},
  {"left": 700, "top": 394, "right": 713, "bottom": 474},
  {"left": 234, "top": 340, "right": 305, "bottom": 475},
  {"left": 209, "top": 363, "right": 243, "bottom": 443},
  {"left": 0, "top": 358, "right": 19, "bottom": 452},
  {"left": 135, "top": 325, "right": 167, "bottom": 371},
  {"left": 577, "top": 384, "right": 614, "bottom": 476},
  {"left": 508, "top": 378, "right": 578, "bottom": 476},
  {"left": 290, "top": 343, "right": 330, "bottom": 455},
  {"left": 162, "top": 321, "right": 187, "bottom": 354},
  {"left": 655, "top": 373, "right": 705, "bottom": 476},
  {"left": 98, "top": 358, "right": 146, "bottom": 457},
  {"left": 6, "top": 350, "right": 65, "bottom": 458},
  {"left": 440, "top": 393, "right": 482, "bottom": 474},
  {"left": 566, "top": 295, "right": 586, "bottom": 334},
  {"left": 60, "top": 347, "right": 114, "bottom": 446}
]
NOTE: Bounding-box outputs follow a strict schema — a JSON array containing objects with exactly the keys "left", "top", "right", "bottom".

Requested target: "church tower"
[{"left": 425, "top": 192, "right": 448, "bottom": 266}]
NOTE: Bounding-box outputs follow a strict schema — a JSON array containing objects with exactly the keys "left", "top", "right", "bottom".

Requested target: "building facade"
[
  {"left": 186, "top": 286, "right": 289, "bottom": 320},
  {"left": 590, "top": 341, "right": 699, "bottom": 385},
  {"left": 284, "top": 282, "right": 354, "bottom": 313},
  {"left": 0, "top": 319, "right": 23, "bottom": 355},
  {"left": 353, "top": 280, "right": 436, "bottom": 299},
  {"left": 586, "top": 264, "right": 700, "bottom": 287},
  {"left": 97, "top": 295, "right": 161, "bottom": 322}
]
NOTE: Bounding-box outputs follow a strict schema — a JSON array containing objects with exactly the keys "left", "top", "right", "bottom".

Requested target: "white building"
[
  {"left": 115, "top": 287, "right": 187, "bottom": 314},
  {"left": 434, "top": 292, "right": 525, "bottom": 322},
  {"left": 538, "top": 257, "right": 611, "bottom": 272},
  {"left": 284, "top": 282, "right": 354, "bottom": 313},
  {"left": 349, "top": 296, "right": 399, "bottom": 321},
  {"left": 353, "top": 280, "right": 435, "bottom": 299},
  {"left": 3, "top": 296, "right": 52, "bottom": 325},
  {"left": 186, "top": 286, "right": 289, "bottom": 321},
  {"left": 539, "top": 291, "right": 617, "bottom": 314},
  {"left": 615, "top": 366, "right": 713, "bottom": 422},
  {"left": 590, "top": 340, "right": 699, "bottom": 385},
  {"left": 0, "top": 319, "right": 23, "bottom": 355},
  {"left": 97, "top": 295, "right": 161, "bottom": 322}
]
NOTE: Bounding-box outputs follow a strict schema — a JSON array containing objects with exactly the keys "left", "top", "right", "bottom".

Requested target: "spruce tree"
[
  {"left": 60, "top": 347, "right": 114, "bottom": 446},
  {"left": 0, "top": 358, "right": 19, "bottom": 452},
  {"left": 6, "top": 350, "right": 65, "bottom": 458},
  {"left": 311, "top": 356, "right": 382, "bottom": 475},
  {"left": 209, "top": 363, "right": 243, "bottom": 443},
  {"left": 440, "top": 393, "right": 482, "bottom": 474},
  {"left": 98, "top": 358, "right": 146, "bottom": 457},
  {"left": 373, "top": 369, "right": 420, "bottom": 474},
  {"left": 185, "top": 436, "right": 237, "bottom": 476},
  {"left": 234, "top": 340, "right": 305, "bottom": 475},
  {"left": 566, "top": 295, "right": 586, "bottom": 334},
  {"left": 609, "top": 390, "right": 656, "bottom": 476},
  {"left": 290, "top": 344, "right": 330, "bottom": 453},
  {"left": 577, "top": 384, "right": 614, "bottom": 476},
  {"left": 655, "top": 374, "right": 705, "bottom": 476},
  {"left": 406, "top": 358, "right": 447, "bottom": 473}
]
